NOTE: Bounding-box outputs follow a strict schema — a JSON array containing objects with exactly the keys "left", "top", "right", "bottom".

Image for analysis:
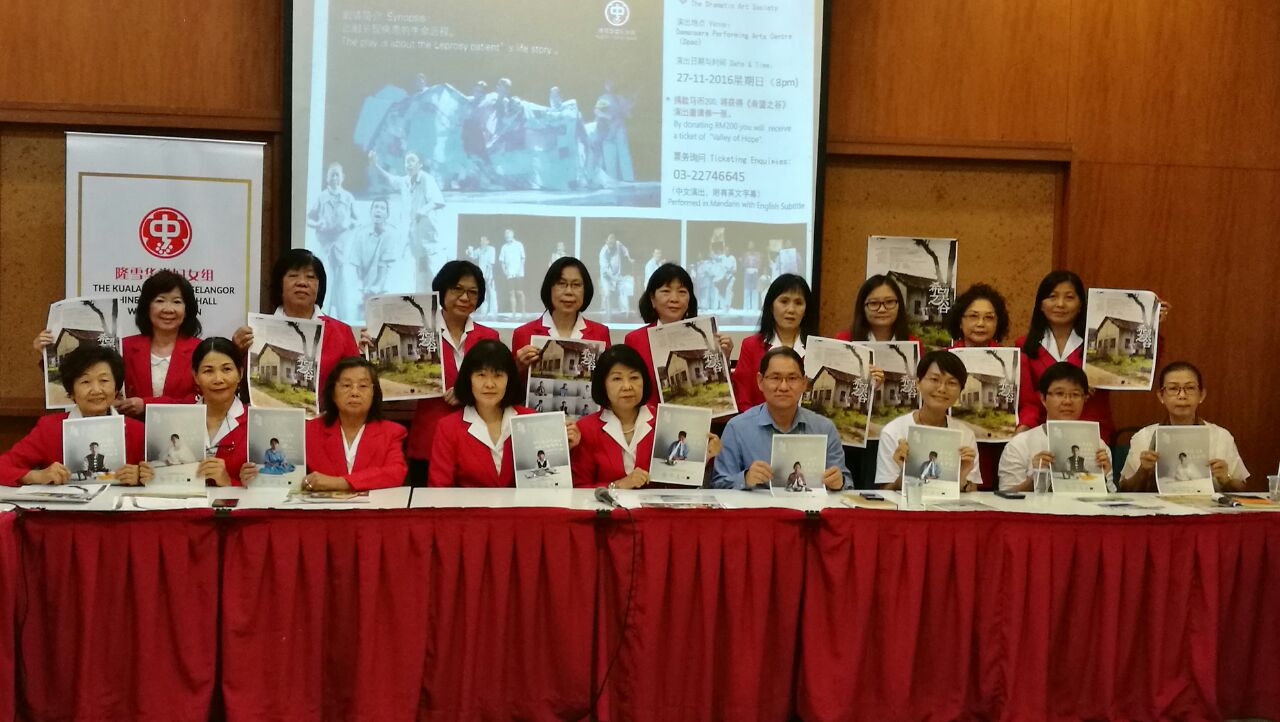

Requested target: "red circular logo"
[{"left": 138, "top": 207, "right": 193, "bottom": 259}]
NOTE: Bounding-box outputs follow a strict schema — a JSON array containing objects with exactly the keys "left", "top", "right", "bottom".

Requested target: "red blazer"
[
  {"left": 947, "top": 339, "right": 1000, "bottom": 349},
  {"left": 571, "top": 409, "right": 656, "bottom": 488},
  {"left": 427, "top": 406, "right": 534, "bottom": 487},
  {"left": 407, "top": 323, "right": 500, "bottom": 459},
  {"left": 510, "top": 314, "right": 612, "bottom": 354},
  {"left": 305, "top": 417, "right": 407, "bottom": 490},
  {"left": 731, "top": 334, "right": 771, "bottom": 412},
  {"left": 121, "top": 334, "right": 201, "bottom": 408},
  {"left": 1014, "top": 335, "right": 1114, "bottom": 441},
  {"left": 834, "top": 329, "right": 921, "bottom": 348},
  {"left": 213, "top": 407, "right": 249, "bottom": 486},
  {"left": 0, "top": 413, "right": 144, "bottom": 486},
  {"left": 319, "top": 315, "right": 361, "bottom": 392},
  {"left": 623, "top": 323, "right": 658, "bottom": 391}
]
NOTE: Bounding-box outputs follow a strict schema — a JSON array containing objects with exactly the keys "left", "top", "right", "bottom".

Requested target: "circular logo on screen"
[
  {"left": 138, "top": 207, "right": 193, "bottom": 259},
  {"left": 604, "top": 0, "right": 630, "bottom": 26}
]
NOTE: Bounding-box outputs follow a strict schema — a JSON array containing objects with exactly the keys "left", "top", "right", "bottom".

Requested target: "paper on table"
[{"left": 0, "top": 483, "right": 109, "bottom": 503}]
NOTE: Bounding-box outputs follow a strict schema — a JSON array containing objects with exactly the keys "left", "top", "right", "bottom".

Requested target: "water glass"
[
  {"left": 1032, "top": 466, "right": 1052, "bottom": 496},
  {"left": 903, "top": 478, "right": 924, "bottom": 509},
  {"left": 1268, "top": 475, "right": 1280, "bottom": 503}
]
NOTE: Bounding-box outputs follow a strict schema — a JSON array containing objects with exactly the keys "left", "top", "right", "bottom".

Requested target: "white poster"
[{"left": 65, "top": 133, "right": 264, "bottom": 339}]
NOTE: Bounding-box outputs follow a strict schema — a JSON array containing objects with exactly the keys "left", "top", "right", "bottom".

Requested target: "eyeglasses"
[
  {"left": 1161, "top": 385, "right": 1200, "bottom": 396},
  {"left": 922, "top": 375, "right": 961, "bottom": 391},
  {"left": 763, "top": 374, "right": 805, "bottom": 387},
  {"left": 962, "top": 313, "right": 997, "bottom": 323},
  {"left": 864, "top": 299, "right": 899, "bottom": 311},
  {"left": 1046, "top": 391, "right": 1085, "bottom": 401},
  {"left": 449, "top": 286, "right": 480, "bottom": 299},
  {"left": 554, "top": 280, "right": 584, "bottom": 292}
]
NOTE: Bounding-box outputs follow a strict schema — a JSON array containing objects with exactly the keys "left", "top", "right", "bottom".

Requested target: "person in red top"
[
  {"left": 571, "top": 345, "right": 722, "bottom": 488},
  {"left": 1014, "top": 271, "right": 1115, "bottom": 441},
  {"left": 0, "top": 345, "right": 147, "bottom": 486},
  {"left": 243, "top": 356, "right": 406, "bottom": 491},
  {"left": 232, "top": 249, "right": 360, "bottom": 398},
  {"left": 945, "top": 283, "right": 1012, "bottom": 488},
  {"left": 428, "top": 339, "right": 541, "bottom": 487},
  {"left": 187, "top": 337, "right": 249, "bottom": 486},
  {"left": 623, "top": 263, "right": 733, "bottom": 391},
  {"left": 403, "top": 260, "right": 499, "bottom": 484},
  {"left": 731, "top": 273, "right": 817, "bottom": 412},
  {"left": 512, "top": 257, "right": 612, "bottom": 372}
]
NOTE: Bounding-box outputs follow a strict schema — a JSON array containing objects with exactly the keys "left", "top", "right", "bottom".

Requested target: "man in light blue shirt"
[{"left": 712, "top": 347, "right": 851, "bottom": 491}]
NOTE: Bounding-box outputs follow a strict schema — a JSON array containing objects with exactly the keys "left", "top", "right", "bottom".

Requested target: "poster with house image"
[
  {"left": 247, "top": 313, "right": 325, "bottom": 417},
  {"left": 802, "top": 337, "right": 875, "bottom": 448},
  {"left": 43, "top": 296, "right": 131, "bottom": 409},
  {"left": 525, "top": 335, "right": 603, "bottom": 420},
  {"left": 948, "top": 347, "right": 1020, "bottom": 442},
  {"left": 861, "top": 341, "right": 920, "bottom": 441},
  {"left": 1154, "top": 426, "right": 1215, "bottom": 496},
  {"left": 866, "top": 236, "right": 958, "bottom": 351},
  {"left": 1084, "top": 288, "right": 1160, "bottom": 391},
  {"left": 647, "top": 316, "right": 736, "bottom": 418},
  {"left": 363, "top": 293, "right": 445, "bottom": 401}
]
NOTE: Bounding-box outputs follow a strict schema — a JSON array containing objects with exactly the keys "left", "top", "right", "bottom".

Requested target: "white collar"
[
  {"left": 437, "top": 310, "right": 475, "bottom": 351},
  {"left": 274, "top": 306, "right": 320, "bottom": 321},
  {"left": 341, "top": 424, "right": 366, "bottom": 473},
  {"left": 150, "top": 353, "right": 171, "bottom": 367},
  {"left": 463, "top": 406, "right": 517, "bottom": 473},
  {"left": 766, "top": 333, "right": 806, "bottom": 356},
  {"left": 600, "top": 407, "right": 654, "bottom": 455},
  {"left": 540, "top": 310, "right": 588, "bottom": 340},
  {"left": 67, "top": 406, "right": 120, "bottom": 420},
  {"left": 206, "top": 397, "right": 245, "bottom": 448},
  {"left": 1040, "top": 328, "right": 1084, "bottom": 362}
]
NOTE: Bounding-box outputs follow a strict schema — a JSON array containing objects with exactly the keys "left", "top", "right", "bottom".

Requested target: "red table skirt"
[
  {"left": 219, "top": 508, "right": 599, "bottom": 722},
  {"left": 0, "top": 514, "right": 17, "bottom": 722},
  {"left": 798, "top": 510, "right": 1280, "bottom": 722},
  {"left": 15, "top": 509, "right": 219, "bottom": 722}
]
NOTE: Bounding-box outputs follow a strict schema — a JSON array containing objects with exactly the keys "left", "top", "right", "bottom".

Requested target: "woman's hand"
[
  {"left": 566, "top": 420, "right": 582, "bottom": 449},
  {"left": 614, "top": 468, "right": 650, "bottom": 489},
  {"left": 1136, "top": 449, "right": 1159, "bottom": 472},
  {"left": 958, "top": 446, "right": 977, "bottom": 486},
  {"left": 114, "top": 464, "right": 143, "bottom": 486},
  {"left": 443, "top": 387, "right": 461, "bottom": 407},
  {"left": 869, "top": 365, "right": 885, "bottom": 388},
  {"left": 21, "top": 464, "right": 70, "bottom": 486},
  {"left": 115, "top": 397, "right": 145, "bottom": 417},
  {"left": 231, "top": 326, "right": 254, "bottom": 353},
  {"left": 303, "top": 472, "right": 351, "bottom": 492},
  {"left": 1095, "top": 448, "right": 1111, "bottom": 475},
  {"left": 239, "top": 462, "right": 259, "bottom": 485},
  {"left": 138, "top": 462, "right": 155, "bottom": 485},
  {"left": 197, "top": 457, "right": 232, "bottom": 487},
  {"left": 717, "top": 333, "right": 734, "bottom": 357},
  {"left": 515, "top": 344, "right": 540, "bottom": 370},
  {"left": 32, "top": 329, "right": 53, "bottom": 353},
  {"left": 892, "top": 440, "right": 909, "bottom": 468}
]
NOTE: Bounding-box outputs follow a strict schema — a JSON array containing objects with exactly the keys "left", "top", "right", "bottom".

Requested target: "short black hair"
[
  {"left": 191, "top": 337, "right": 245, "bottom": 374},
  {"left": 946, "top": 283, "right": 1009, "bottom": 343},
  {"left": 928, "top": 451, "right": 938, "bottom": 458},
  {"left": 915, "top": 349, "right": 968, "bottom": 387},
  {"left": 171, "top": 434, "right": 181, "bottom": 441},
  {"left": 270, "top": 249, "right": 328, "bottom": 308},
  {"left": 590, "top": 345, "right": 652, "bottom": 409},
  {"left": 756, "top": 274, "right": 817, "bottom": 342},
  {"left": 59, "top": 344, "right": 125, "bottom": 395},
  {"left": 1037, "top": 362, "right": 1090, "bottom": 395},
  {"left": 433, "top": 260, "right": 487, "bottom": 309},
  {"left": 850, "top": 275, "right": 911, "bottom": 341},
  {"left": 1071, "top": 445, "right": 1080, "bottom": 451},
  {"left": 677, "top": 431, "right": 687, "bottom": 438},
  {"left": 1158, "top": 361, "right": 1203, "bottom": 389},
  {"left": 759, "top": 346, "right": 804, "bottom": 375},
  {"left": 638, "top": 263, "right": 698, "bottom": 324},
  {"left": 454, "top": 339, "right": 522, "bottom": 408},
  {"left": 135, "top": 270, "right": 202, "bottom": 337},
  {"left": 541, "top": 257, "right": 595, "bottom": 312},
  {"left": 89, "top": 442, "right": 99, "bottom": 448},
  {"left": 269, "top": 438, "right": 279, "bottom": 445},
  {"left": 1178, "top": 452, "right": 1187, "bottom": 459},
  {"left": 321, "top": 356, "right": 384, "bottom": 425}
]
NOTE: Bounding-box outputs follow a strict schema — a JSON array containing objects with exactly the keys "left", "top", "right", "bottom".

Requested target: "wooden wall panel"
[
  {"left": 819, "top": 156, "right": 1060, "bottom": 339},
  {"left": 1065, "top": 161, "right": 1280, "bottom": 479},
  {"left": 1069, "top": 0, "right": 1280, "bottom": 168},
  {"left": 826, "top": 0, "right": 1071, "bottom": 145},
  {"left": 0, "top": 0, "right": 283, "bottom": 129}
]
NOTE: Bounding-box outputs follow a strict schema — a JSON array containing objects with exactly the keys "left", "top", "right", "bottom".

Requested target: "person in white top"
[
  {"left": 876, "top": 350, "right": 981, "bottom": 491},
  {"left": 498, "top": 228, "right": 527, "bottom": 314},
  {"left": 1119, "top": 361, "right": 1248, "bottom": 493},
  {"left": 999, "top": 362, "right": 1111, "bottom": 491},
  {"left": 465, "top": 236, "right": 497, "bottom": 316}
]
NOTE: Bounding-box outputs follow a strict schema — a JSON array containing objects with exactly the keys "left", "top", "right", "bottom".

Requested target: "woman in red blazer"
[
  {"left": 232, "top": 249, "right": 360, "bottom": 396},
  {"left": 731, "top": 274, "right": 817, "bottom": 412},
  {"left": 511, "top": 257, "right": 612, "bottom": 371},
  {"left": 428, "top": 339, "right": 536, "bottom": 487},
  {"left": 623, "top": 262, "right": 733, "bottom": 391},
  {"left": 405, "top": 260, "right": 499, "bottom": 481},
  {"left": 572, "top": 345, "right": 722, "bottom": 488},
  {"left": 945, "top": 283, "right": 1013, "bottom": 489},
  {"left": 0, "top": 345, "right": 146, "bottom": 486},
  {"left": 189, "top": 337, "right": 249, "bottom": 486}
]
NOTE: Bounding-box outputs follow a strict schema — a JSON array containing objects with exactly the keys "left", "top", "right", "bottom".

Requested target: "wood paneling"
[
  {"left": 0, "top": 0, "right": 283, "bottom": 129},
  {"left": 1065, "top": 161, "right": 1280, "bottom": 479},
  {"left": 826, "top": 0, "right": 1071, "bottom": 145},
  {"left": 819, "top": 156, "right": 1060, "bottom": 339},
  {"left": 1069, "top": 0, "right": 1280, "bottom": 168}
]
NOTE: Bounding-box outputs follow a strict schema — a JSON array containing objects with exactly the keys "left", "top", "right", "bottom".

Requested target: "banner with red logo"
[{"left": 65, "top": 133, "right": 264, "bottom": 339}]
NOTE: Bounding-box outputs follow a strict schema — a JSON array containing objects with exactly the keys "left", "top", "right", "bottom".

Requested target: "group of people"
[{"left": 0, "top": 249, "right": 1256, "bottom": 496}]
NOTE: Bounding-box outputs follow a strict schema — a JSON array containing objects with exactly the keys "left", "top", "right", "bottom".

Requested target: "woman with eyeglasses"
[
  {"left": 946, "top": 283, "right": 1010, "bottom": 347},
  {"left": 837, "top": 275, "right": 920, "bottom": 344},
  {"left": 876, "top": 350, "right": 981, "bottom": 492},
  {"left": 624, "top": 262, "right": 734, "bottom": 390},
  {"left": 998, "top": 362, "right": 1111, "bottom": 491},
  {"left": 1118, "top": 361, "right": 1247, "bottom": 492},
  {"left": 404, "top": 260, "right": 500, "bottom": 484},
  {"left": 511, "top": 257, "right": 612, "bottom": 371}
]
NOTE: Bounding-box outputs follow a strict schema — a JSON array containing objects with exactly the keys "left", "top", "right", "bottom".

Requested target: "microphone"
[{"left": 594, "top": 486, "right": 619, "bottom": 508}]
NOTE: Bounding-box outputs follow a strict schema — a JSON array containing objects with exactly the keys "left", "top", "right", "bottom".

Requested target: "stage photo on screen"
[
  {"left": 685, "top": 220, "right": 808, "bottom": 326},
  {"left": 456, "top": 213, "right": 576, "bottom": 321},
  {"left": 580, "top": 217, "right": 681, "bottom": 324}
]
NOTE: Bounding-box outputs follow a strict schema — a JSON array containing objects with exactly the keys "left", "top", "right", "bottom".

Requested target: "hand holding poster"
[
  {"left": 246, "top": 313, "right": 325, "bottom": 417},
  {"left": 511, "top": 411, "right": 572, "bottom": 488},
  {"left": 363, "top": 293, "right": 445, "bottom": 400},
  {"left": 525, "top": 336, "right": 604, "bottom": 419},
  {"left": 1084, "top": 288, "right": 1160, "bottom": 390},
  {"left": 42, "top": 296, "right": 134, "bottom": 409},
  {"left": 866, "top": 236, "right": 958, "bottom": 351},
  {"left": 948, "top": 347, "right": 1021, "bottom": 442},
  {"left": 648, "top": 404, "right": 713, "bottom": 487},
  {"left": 862, "top": 341, "right": 920, "bottom": 441},
  {"left": 801, "top": 337, "right": 875, "bottom": 448},
  {"left": 648, "top": 316, "right": 735, "bottom": 417}
]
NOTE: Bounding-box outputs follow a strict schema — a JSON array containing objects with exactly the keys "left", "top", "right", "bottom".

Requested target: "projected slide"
[{"left": 292, "top": 0, "right": 823, "bottom": 330}]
